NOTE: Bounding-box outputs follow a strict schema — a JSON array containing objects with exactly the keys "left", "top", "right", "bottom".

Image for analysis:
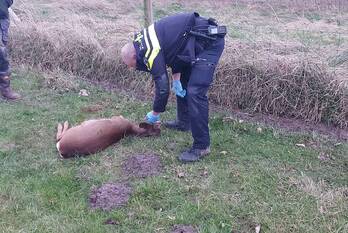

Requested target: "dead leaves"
[
  {"left": 295, "top": 143, "right": 306, "bottom": 148},
  {"left": 318, "top": 152, "right": 333, "bottom": 161},
  {"left": 79, "top": 89, "right": 89, "bottom": 97},
  {"left": 176, "top": 170, "right": 185, "bottom": 178},
  {"left": 255, "top": 224, "right": 261, "bottom": 233},
  {"left": 199, "top": 167, "right": 209, "bottom": 177}
]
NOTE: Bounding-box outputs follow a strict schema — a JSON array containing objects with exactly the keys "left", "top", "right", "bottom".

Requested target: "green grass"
[
  {"left": 154, "top": 2, "right": 187, "bottom": 20},
  {"left": 0, "top": 68, "right": 347, "bottom": 233}
]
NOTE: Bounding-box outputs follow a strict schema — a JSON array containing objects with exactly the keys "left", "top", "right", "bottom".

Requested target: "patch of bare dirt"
[
  {"left": 222, "top": 111, "right": 348, "bottom": 141},
  {"left": 104, "top": 218, "right": 120, "bottom": 225},
  {"left": 233, "top": 216, "right": 258, "bottom": 233},
  {"left": 89, "top": 182, "right": 132, "bottom": 211},
  {"left": 170, "top": 225, "right": 197, "bottom": 233},
  {"left": 122, "top": 154, "right": 162, "bottom": 178}
]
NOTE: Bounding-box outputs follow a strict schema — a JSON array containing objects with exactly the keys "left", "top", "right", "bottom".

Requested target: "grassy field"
[
  {"left": 0, "top": 68, "right": 347, "bottom": 232},
  {"left": 1, "top": 1, "right": 347, "bottom": 232}
]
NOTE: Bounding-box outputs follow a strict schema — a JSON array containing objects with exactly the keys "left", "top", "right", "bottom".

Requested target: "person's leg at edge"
[{"left": 0, "top": 19, "right": 20, "bottom": 100}]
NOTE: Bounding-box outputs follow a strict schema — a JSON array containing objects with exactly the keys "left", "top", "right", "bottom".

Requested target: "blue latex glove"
[
  {"left": 145, "top": 111, "right": 160, "bottom": 124},
  {"left": 172, "top": 80, "right": 186, "bottom": 98}
]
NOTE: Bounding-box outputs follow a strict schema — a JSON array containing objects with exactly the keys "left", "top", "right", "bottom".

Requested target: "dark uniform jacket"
[
  {"left": 133, "top": 12, "right": 210, "bottom": 112},
  {"left": 0, "top": 0, "right": 13, "bottom": 19}
]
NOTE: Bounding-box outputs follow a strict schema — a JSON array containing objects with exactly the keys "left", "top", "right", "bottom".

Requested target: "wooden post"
[{"left": 144, "top": 0, "right": 153, "bottom": 27}]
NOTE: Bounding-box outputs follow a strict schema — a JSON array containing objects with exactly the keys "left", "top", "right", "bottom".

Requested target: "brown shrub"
[
  {"left": 9, "top": 21, "right": 152, "bottom": 94},
  {"left": 211, "top": 45, "right": 348, "bottom": 127}
]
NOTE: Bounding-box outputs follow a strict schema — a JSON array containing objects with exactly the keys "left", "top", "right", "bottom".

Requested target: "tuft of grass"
[
  {"left": 329, "top": 49, "right": 348, "bottom": 67},
  {"left": 154, "top": 2, "right": 186, "bottom": 20},
  {"left": 304, "top": 12, "right": 322, "bottom": 22}
]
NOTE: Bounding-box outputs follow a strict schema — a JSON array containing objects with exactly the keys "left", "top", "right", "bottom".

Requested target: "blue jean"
[
  {"left": 177, "top": 36, "right": 225, "bottom": 149},
  {"left": 0, "top": 18, "right": 10, "bottom": 81}
]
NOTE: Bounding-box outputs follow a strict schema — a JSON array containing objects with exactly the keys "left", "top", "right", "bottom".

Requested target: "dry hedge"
[
  {"left": 9, "top": 22, "right": 151, "bottom": 94},
  {"left": 9, "top": 22, "right": 348, "bottom": 128},
  {"left": 212, "top": 45, "right": 348, "bottom": 128}
]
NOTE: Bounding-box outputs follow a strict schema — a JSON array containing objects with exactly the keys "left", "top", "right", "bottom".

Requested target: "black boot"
[
  {"left": 0, "top": 76, "right": 21, "bottom": 100},
  {"left": 178, "top": 147, "right": 211, "bottom": 163}
]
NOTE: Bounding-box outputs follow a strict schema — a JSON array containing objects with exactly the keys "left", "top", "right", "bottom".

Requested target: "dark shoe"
[
  {"left": 164, "top": 120, "right": 190, "bottom": 132},
  {"left": 178, "top": 147, "right": 211, "bottom": 163},
  {"left": 0, "top": 87, "right": 21, "bottom": 100}
]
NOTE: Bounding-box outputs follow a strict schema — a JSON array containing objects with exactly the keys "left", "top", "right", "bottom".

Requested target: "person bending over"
[{"left": 121, "top": 12, "right": 226, "bottom": 163}]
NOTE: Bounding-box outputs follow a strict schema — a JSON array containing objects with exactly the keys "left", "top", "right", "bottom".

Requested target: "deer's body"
[{"left": 56, "top": 116, "right": 159, "bottom": 158}]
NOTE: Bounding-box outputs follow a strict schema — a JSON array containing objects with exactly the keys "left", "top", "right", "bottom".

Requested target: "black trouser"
[
  {"left": 177, "top": 36, "right": 225, "bottom": 149},
  {"left": 0, "top": 18, "right": 10, "bottom": 88}
]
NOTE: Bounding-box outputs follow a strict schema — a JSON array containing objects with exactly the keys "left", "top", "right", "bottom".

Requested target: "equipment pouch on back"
[{"left": 207, "top": 26, "right": 227, "bottom": 36}]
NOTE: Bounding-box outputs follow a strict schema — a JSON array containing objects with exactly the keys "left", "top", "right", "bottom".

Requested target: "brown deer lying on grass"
[{"left": 56, "top": 116, "right": 160, "bottom": 158}]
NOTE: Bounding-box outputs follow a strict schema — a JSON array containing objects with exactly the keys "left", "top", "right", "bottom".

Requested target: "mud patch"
[
  {"left": 89, "top": 182, "right": 132, "bottom": 211},
  {"left": 170, "top": 225, "right": 197, "bottom": 233},
  {"left": 104, "top": 218, "right": 120, "bottom": 225},
  {"left": 234, "top": 216, "right": 258, "bottom": 233},
  {"left": 122, "top": 154, "right": 162, "bottom": 178},
  {"left": 221, "top": 110, "right": 348, "bottom": 141}
]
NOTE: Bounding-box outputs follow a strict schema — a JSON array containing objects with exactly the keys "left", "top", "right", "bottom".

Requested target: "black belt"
[{"left": 190, "top": 17, "right": 226, "bottom": 41}]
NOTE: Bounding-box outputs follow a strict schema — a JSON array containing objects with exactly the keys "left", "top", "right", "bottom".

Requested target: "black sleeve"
[
  {"left": 150, "top": 52, "right": 169, "bottom": 113},
  {"left": 6, "top": 0, "right": 13, "bottom": 8},
  {"left": 171, "top": 61, "right": 184, "bottom": 74},
  {"left": 153, "top": 72, "right": 169, "bottom": 113}
]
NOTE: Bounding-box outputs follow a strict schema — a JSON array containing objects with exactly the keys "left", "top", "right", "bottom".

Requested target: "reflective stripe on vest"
[{"left": 144, "top": 24, "right": 161, "bottom": 70}]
